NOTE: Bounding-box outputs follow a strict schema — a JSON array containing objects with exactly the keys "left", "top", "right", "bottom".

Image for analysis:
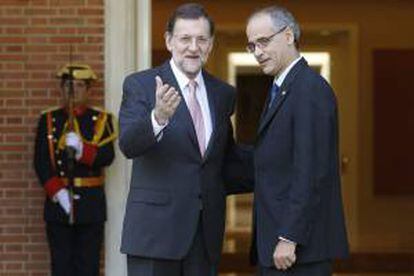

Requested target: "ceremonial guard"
[{"left": 34, "top": 64, "right": 117, "bottom": 276}]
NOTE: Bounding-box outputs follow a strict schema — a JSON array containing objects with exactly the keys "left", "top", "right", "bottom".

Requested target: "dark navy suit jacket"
[
  {"left": 252, "top": 58, "right": 349, "bottom": 267},
  {"left": 119, "top": 61, "right": 244, "bottom": 264}
]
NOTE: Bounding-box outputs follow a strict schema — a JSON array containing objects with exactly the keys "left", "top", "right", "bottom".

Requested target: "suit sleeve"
[
  {"left": 223, "top": 88, "right": 255, "bottom": 194},
  {"left": 279, "top": 82, "right": 336, "bottom": 245},
  {"left": 34, "top": 114, "right": 65, "bottom": 198},
  {"left": 118, "top": 75, "right": 157, "bottom": 159}
]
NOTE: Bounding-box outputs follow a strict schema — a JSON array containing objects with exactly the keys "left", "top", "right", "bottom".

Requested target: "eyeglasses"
[
  {"left": 246, "top": 26, "right": 287, "bottom": 53},
  {"left": 174, "top": 35, "right": 211, "bottom": 47}
]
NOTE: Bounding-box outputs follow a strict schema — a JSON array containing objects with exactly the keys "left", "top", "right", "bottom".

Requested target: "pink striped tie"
[{"left": 187, "top": 80, "right": 206, "bottom": 156}]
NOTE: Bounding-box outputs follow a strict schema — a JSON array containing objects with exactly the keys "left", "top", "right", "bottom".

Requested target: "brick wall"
[{"left": 0, "top": 0, "right": 105, "bottom": 275}]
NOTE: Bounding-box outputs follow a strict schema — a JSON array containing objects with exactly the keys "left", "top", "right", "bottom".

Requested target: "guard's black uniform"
[{"left": 34, "top": 105, "right": 116, "bottom": 276}]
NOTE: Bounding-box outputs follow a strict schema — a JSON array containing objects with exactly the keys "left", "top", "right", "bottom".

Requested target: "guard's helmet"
[{"left": 56, "top": 63, "right": 97, "bottom": 81}]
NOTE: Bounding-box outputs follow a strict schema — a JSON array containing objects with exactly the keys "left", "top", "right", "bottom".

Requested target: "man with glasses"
[
  {"left": 119, "top": 3, "right": 250, "bottom": 276},
  {"left": 245, "top": 6, "right": 349, "bottom": 275}
]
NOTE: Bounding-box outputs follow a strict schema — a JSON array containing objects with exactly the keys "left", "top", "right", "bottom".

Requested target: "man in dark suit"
[
  {"left": 34, "top": 64, "right": 117, "bottom": 276},
  {"left": 119, "top": 3, "right": 249, "bottom": 276},
  {"left": 245, "top": 6, "right": 349, "bottom": 275}
]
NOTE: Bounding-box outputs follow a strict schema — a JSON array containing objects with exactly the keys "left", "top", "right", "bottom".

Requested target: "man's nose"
[
  {"left": 188, "top": 39, "right": 199, "bottom": 51},
  {"left": 254, "top": 45, "right": 264, "bottom": 57}
]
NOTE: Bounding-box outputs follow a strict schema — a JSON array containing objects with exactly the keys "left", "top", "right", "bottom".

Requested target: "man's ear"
[
  {"left": 285, "top": 27, "right": 295, "bottom": 46},
  {"left": 207, "top": 36, "right": 214, "bottom": 53},
  {"left": 164, "top": 32, "right": 173, "bottom": 52}
]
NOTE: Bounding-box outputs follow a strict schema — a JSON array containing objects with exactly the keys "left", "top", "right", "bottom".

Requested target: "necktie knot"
[
  {"left": 188, "top": 80, "right": 198, "bottom": 94},
  {"left": 268, "top": 83, "right": 280, "bottom": 108}
]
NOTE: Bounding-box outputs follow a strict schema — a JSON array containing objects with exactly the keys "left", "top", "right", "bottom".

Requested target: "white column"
[{"left": 104, "top": 0, "right": 151, "bottom": 275}]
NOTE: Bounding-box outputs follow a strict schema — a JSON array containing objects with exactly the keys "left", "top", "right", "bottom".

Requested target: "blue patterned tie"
[{"left": 268, "top": 83, "right": 280, "bottom": 109}]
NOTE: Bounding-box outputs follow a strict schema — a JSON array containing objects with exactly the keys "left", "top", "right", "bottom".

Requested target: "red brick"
[
  {"left": 50, "top": 0, "right": 85, "bottom": 5},
  {"left": 49, "top": 17, "right": 83, "bottom": 25},
  {"left": 5, "top": 263, "right": 23, "bottom": 270},
  {"left": 87, "top": 18, "right": 103, "bottom": 25},
  {"left": 5, "top": 244, "right": 23, "bottom": 252},
  {"left": 5, "top": 45, "right": 23, "bottom": 52},
  {"left": 0, "top": 126, "right": 29, "bottom": 133},
  {"left": 50, "top": 36, "right": 85, "bottom": 44},
  {"left": 0, "top": 181, "right": 28, "bottom": 189},
  {"left": 0, "top": 54, "right": 25, "bottom": 61},
  {"left": 0, "top": 145, "right": 27, "bottom": 152},
  {"left": 25, "top": 81, "right": 55, "bottom": 89},
  {"left": 5, "top": 63, "right": 24, "bottom": 70},
  {"left": 5, "top": 208, "right": 23, "bottom": 216},
  {"left": 0, "top": 234, "right": 28, "bottom": 243},
  {"left": 27, "top": 37, "right": 48, "bottom": 44},
  {"left": 6, "top": 154, "right": 23, "bottom": 161},
  {"left": 6, "top": 27, "right": 25, "bottom": 34},
  {"left": 58, "top": 27, "right": 77, "bottom": 34},
  {"left": 0, "top": 253, "right": 28, "bottom": 261},
  {"left": 6, "top": 82, "right": 23, "bottom": 89},
  {"left": 87, "top": 36, "right": 103, "bottom": 43},
  {"left": 87, "top": 0, "right": 103, "bottom": 5},
  {"left": 78, "top": 27, "right": 104, "bottom": 34},
  {"left": 26, "top": 262, "right": 49, "bottom": 270},
  {"left": 4, "top": 8, "right": 25, "bottom": 15},
  {"left": 78, "top": 8, "right": 102, "bottom": 16},
  {"left": 31, "top": 0, "right": 48, "bottom": 5},
  {"left": 59, "top": 8, "right": 76, "bottom": 15},
  {"left": 30, "top": 18, "right": 48, "bottom": 25},
  {"left": 0, "top": 18, "right": 28, "bottom": 25},
  {"left": 6, "top": 135, "right": 24, "bottom": 143},
  {"left": 24, "top": 245, "right": 48, "bottom": 253},
  {"left": 0, "top": 72, "right": 28, "bottom": 79},
  {"left": 24, "top": 8, "right": 56, "bottom": 16},
  {"left": 30, "top": 252, "right": 49, "bottom": 261},
  {"left": 25, "top": 28, "right": 57, "bottom": 35},
  {"left": 5, "top": 99, "right": 24, "bottom": 106}
]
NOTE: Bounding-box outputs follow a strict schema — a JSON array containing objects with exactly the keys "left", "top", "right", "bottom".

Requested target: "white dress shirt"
[
  {"left": 151, "top": 59, "right": 213, "bottom": 148},
  {"left": 273, "top": 55, "right": 302, "bottom": 88}
]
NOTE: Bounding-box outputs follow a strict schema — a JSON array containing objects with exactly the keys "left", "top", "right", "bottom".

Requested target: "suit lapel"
[
  {"left": 257, "top": 58, "right": 307, "bottom": 136},
  {"left": 159, "top": 62, "right": 200, "bottom": 153}
]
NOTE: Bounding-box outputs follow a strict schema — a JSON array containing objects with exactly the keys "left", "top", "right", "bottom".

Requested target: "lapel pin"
[{"left": 281, "top": 91, "right": 287, "bottom": 96}]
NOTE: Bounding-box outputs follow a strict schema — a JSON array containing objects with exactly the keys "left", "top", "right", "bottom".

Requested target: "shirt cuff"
[
  {"left": 78, "top": 142, "right": 98, "bottom": 166},
  {"left": 151, "top": 110, "right": 168, "bottom": 140},
  {"left": 279, "top": 236, "right": 297, "bottom": 245},
  {"left": 44, "top": 176, "right": 66, "bottom": 199}
]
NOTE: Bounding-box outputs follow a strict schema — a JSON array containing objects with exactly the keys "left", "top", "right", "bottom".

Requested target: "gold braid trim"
[
  {"left": 98, "top": 114, "right": 118, "bottom": 146},
  {"left": 57, "top": 110, "right": 118, "bottom": 149},
  {"left": 46, "top": 112, "right": 56, "bottom": 170}
]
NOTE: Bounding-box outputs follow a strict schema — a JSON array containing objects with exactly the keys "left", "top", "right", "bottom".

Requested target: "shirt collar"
[
  {"left": 274, "top": 56, "right": 302, "bottom": 87},
  {"left": 169, "top": 59, "right": 204, "bottom": 91}
]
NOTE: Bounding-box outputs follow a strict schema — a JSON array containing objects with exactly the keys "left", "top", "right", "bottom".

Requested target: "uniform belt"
[{"left": 61, "top": 176, "right": 104, "bottom": 188}]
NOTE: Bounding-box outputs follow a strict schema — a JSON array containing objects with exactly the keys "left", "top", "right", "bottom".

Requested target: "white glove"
[
  {"left": 55, "top": 188, "right": 71, "bottom": 215},
  {"left": 65, "top": 132, "right": 83, "bottom": 160}
]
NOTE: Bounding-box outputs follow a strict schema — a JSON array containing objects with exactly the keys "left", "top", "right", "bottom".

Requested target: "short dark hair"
[{"left": 166, "top": 3, "right": 215, "bottom": 36}]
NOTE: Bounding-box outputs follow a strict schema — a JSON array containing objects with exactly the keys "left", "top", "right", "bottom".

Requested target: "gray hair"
[{"left": 249, "top": 6, "right": 301, "bottom": 47}]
